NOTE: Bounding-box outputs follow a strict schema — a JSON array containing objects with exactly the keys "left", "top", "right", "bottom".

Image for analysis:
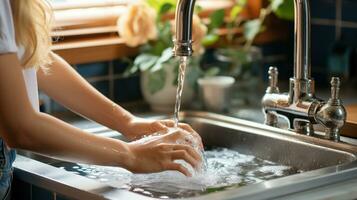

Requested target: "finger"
[
  {"left": 177, "top": 124, "right": 204, "bottom": 149},
  {"left": 164, "top": 129, "right": 186, "bottom": 141},
  {"left": 166, "top": 130, "right": 203, "bottom": 151},
  {"left": 170, "top": 150, "right": 199, "bottom": 169},
  {"left": 151, "top": 121, "right": 169, "bottom": 133},
  {"left": 156, "top": 143, "right": 175, "bottom": 151},
  {"left": 173, "top": 144, "right": 202, "bottom": 164},
  {"left": 165, "top": 162, "right": 192, "bottom": 177},
  {"left": 160, "top": 119, "right": 175, "bottom": 127},
  {"left": 178, "top": 123, "right": 195, "bottom": 132}
]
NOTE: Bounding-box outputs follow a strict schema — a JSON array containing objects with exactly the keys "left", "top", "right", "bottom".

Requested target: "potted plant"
[
  {"left": 200, "top": 0, "right": 294, "bottom": 106},
  {"left": 118, "top": 1, "right": 207, "bottom": 112}
]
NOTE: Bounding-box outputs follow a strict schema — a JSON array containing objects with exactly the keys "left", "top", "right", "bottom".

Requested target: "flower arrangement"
[{"left": 118, "top": 0, "right": 207, "bottom": 95}]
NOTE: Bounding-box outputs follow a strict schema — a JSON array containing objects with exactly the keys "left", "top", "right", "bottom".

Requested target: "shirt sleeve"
[{"left": 0, "top": 0, "right": 18, "bottom": 54}]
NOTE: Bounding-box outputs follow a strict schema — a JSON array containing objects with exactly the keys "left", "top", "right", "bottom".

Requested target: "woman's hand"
[
  {"left": 126, "top": 128, "right": 202, "bottom": 177},
  {"left": 123, "top": 117, "right": 203, "bottom": 149}
]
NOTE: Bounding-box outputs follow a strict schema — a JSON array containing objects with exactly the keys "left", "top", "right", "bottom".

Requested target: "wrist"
[
  {"left": 111, "top": 104, "right": 135, "bottom": 135},
  {"left": 120, "top": 142, "right": 137, "bottom": 171}
]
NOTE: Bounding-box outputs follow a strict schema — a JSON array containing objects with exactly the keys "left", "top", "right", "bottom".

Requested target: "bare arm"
[
  {"left": 0, "top": 53, "right": 131, "bottom": 167},
  {"left": 0, "top": 53, "right": 201, "bottom": 176},
  {"left": 37, "top": 53, "right": 134, "bottom": 135},
  {"left": 38, "top": 53, "right": 203, "bottom": 146}
]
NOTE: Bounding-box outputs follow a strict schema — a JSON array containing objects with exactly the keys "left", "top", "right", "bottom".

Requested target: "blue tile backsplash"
[
  {"left": 49, "top": 60, "right": 142, "bottom": 112},
  {"left": 76, "top": 62, "right": 109, "bottom": 78},
  {"left": 342, "top": 0, "right": 357, "bottom": 22},
  {"left": 310, "top": 0, "right": 357, "bottom": 82},
  {"left": 310, "top": 0, "right": 336, "bottom": 20},
  {"left": 311, "top": 25, "right": 336, "bottom": 69}
]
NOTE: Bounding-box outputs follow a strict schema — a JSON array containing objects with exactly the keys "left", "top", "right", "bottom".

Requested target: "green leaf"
[
  {"left": 270, "top": 0, "right": 294, "bottom": 20},
  {"left": 150, "top": 62, "right": 163, "bottom": 73},
  {"left": 123, "top": 64, "right": 138, "bottom": 77},
  {"left": 139, "top": 57, "right": 158, "bottom": 71},
  {"left": 147, "top": 0, "right": 176, "bottom": 13},
  {"left": 159, "top": 3, "right": 174, "bottom": 16},
  {"left": 157, "top": 48, "right": 173, "bottom": 63},
  {"left": 208, "top": 9, "right": 225, "bottom": 31},
  {"left": 151, "top": 21, "right": 173, "bottom": 53},
  {"left": 134, "top": 54, "right": 154, "bottom": 65},
  {"left": 150, "top": 41, "right": 167, "bottom": 55},
  {"left": 134, "top": 54, "right": 158, "bottom": 71},
  {"left": 270, "top": 0, "right": 284, "bottom": 10},
  {"left": 195, "top": 5, "right": 203, "bottom": 13},
  {"left": 243, "top": 19, "right": 262, "bottom": 41},
  {"left": 204, "top": 67, "right": 220, "bottom": 77},
  {"left": 148, "top": 69, "right": 166, "bottom": 94},
  {"left": 230, "top": 5, "right": 243, "bottom": 20},
  {"left": 202, "top": 34, "right": 220, "bottom": 46},
  {"left": 146, "top": 0, "right": 160, "bottom": 12},
  {"left": 237, "top": 0, "right": 247, "bottom": 5},
  {"left": 150, "top": 48, "right": 173, "bottom": 72}
]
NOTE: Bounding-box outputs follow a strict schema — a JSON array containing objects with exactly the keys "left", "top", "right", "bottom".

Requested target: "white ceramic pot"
[
  {"left": 198, "top": 76, "right": 235, "bottom": 112},
  {"left": 141, "top": 62, "right": 194, "bottom": 113}
]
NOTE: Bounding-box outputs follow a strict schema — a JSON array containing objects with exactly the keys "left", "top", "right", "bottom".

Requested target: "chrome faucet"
[
  {"left": 262, "top": 0, "right": 346, "bottom": 141},
  {"left": 173, "top": 0, "right": 196, "bottom": 57}
]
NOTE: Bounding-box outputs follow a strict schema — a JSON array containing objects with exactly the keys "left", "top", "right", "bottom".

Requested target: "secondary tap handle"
[
  {"left": 269, "top": 67, "right": 278, "bottom": 87},
  {"left": 330, "top": 77, "right": 341, "bottom": 105},
  {"left": 266, "top": 66, "right": 279, "bottom": 93}
]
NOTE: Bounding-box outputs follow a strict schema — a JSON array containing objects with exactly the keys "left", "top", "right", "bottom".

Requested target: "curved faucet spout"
[
  {"left": 173, "top": 0, "right": 196, "bottom": 57},
  {"left": 294, "top": 0, "right": 311, "bottom": 80}
]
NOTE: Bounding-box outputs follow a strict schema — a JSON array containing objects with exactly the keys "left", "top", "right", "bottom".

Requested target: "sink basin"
[
  {"left": 15, "top": 112, "right": 357, "bottom": 200},
  {"left": 185, "top": 113, "right": 355, "bottom": 171}
]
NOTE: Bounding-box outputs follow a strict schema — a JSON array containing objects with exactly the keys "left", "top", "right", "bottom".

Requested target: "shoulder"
[{"left": 0, "top": 0, "right": 18, "bottom": 54}]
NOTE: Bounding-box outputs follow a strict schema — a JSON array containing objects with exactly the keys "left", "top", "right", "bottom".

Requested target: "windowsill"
[
  {"left": 52, "top": 35, "right": 124, "bottom": 50},
  {"left": 52, "top": 35, "right": 137, "bottom": 65}
]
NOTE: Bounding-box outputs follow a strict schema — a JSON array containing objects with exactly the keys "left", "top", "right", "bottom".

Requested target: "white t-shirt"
[{"left": 0, "top": 0, "right": 40, "bottom": 111}]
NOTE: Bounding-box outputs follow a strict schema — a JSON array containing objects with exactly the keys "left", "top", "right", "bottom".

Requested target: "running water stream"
[
  {"left": 173, "top": 56, "right": 188, "bottom": 127},
  {"left": 172, "top": 56, "right": 208, "bottom": 170}
]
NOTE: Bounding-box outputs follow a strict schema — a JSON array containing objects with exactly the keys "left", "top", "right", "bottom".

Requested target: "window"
[
  {"left": 49, "top": 0, "right": 259, "bottom": 64},
  {"left": 51, "top": 0, "right": 235, "bottom": 38}
]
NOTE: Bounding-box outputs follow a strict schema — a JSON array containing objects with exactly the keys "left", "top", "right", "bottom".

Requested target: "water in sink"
[{"left": 55, "top": 148, "right": 300, "bottom": 199}]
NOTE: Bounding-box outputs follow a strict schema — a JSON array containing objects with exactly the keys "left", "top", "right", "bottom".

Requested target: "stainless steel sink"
[
  {"left": 15, "top": 111, "right": 357, "bottom": 200},
  {"left": 183, "top": 112, "right": 355, "bottom": 171}
]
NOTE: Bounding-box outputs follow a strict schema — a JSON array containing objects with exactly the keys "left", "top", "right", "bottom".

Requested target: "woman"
[{"left": 0, "top": 0, "right": 203, "bottom": 198}]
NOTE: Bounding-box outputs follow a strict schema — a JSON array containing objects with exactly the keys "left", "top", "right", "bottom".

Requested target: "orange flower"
[{"left": 117, "top": 4, "right": 157, "bottom": 47}]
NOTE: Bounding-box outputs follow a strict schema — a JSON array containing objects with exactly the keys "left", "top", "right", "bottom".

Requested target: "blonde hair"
[{"left": 11, "top": 0, "right": 52, "bottom": 69}]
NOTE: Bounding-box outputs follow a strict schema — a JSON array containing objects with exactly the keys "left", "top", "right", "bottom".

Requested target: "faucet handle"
[
  {"left": 330, "top": 77, "right": 341, "bottom": 105},
  {"left": 316, "top": 76, "right": 346, "bottom": 141},
  {"left": 266, "top": 66, "right": 279, "bottom": 93}
]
